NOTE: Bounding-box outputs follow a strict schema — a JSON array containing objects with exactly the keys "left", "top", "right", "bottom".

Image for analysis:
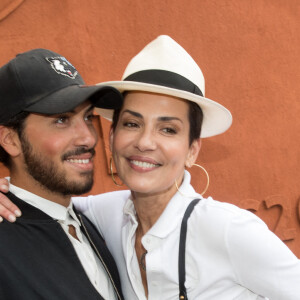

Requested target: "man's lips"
[
  {"left": 64, "top": 156, "right": 94, "bottom": 171},
  {"left": 65, "top": 153, "right": 93, "bottom": 165},
  {"left": 63, "top": 148, "right": 95, "bottom": 169},
  {"left": 62, "top": 148, "right": 95, "bottom": 159},
  {"left": 66, "top": 158, "right": 91, "bottom": 164}
]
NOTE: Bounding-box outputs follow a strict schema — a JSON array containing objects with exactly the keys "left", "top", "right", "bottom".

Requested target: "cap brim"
[
  {"left": 24, "top": 85, "right": 123, "bottom": 114},
  {"left": 95, "top": 81, "right": 232, "bottom": 138}
]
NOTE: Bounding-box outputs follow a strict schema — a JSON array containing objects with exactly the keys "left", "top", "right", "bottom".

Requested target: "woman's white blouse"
[{"left": 73, "top": 171, "right": 300, "bottom": 300}]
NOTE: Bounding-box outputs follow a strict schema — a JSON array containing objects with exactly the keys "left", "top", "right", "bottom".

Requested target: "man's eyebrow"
[
  {"left": 85, "top": 105, "right": 95, "bottom": 114},
  {"left": 53, "top": 105, "right": 94, "bottom": 116}
]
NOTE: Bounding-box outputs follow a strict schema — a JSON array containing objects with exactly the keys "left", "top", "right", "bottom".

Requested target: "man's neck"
[{"left": 10, "top": 173, "right": 71, "bottom": 208}]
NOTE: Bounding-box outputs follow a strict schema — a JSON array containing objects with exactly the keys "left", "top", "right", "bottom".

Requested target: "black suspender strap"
[{"left": 178, "top": 198, "right": 201, "bottom": 300}]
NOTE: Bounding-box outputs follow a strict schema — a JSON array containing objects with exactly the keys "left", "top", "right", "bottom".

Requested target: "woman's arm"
[
  {"left": 0, "top": 178, "right": 21, "bottom": 222},
  {"left": 0, "top": 178, "right": 96, "bottom": 223},
  {"left": 227, "top": 210, "right": 300, "bottom": 299}
]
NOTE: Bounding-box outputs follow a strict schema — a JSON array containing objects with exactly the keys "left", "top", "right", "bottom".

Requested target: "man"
[{"left": 0, "top": 49, "right": 124, "bottom": 300}]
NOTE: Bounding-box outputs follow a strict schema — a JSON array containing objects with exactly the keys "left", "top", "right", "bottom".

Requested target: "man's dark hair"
[
  {"left": 111, "top": 95, "right": 203, "bottom": 146},
  {"left": 0, "top": 111, "right": 30, "bottom": 168}
]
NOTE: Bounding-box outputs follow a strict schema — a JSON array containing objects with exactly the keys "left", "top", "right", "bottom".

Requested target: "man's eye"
[
  {"left": 55, "top": 117, "right": 68, "bottom": 124},
  {"left": 85, "top": 114, "right": 95, "bottom": 122}
]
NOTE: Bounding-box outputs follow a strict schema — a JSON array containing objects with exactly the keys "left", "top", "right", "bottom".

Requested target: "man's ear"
[
  {"left": 185, "top": 139, "right": 201, "bottom": 168},
  {"left": 0, "top": 126, "right": 22, "bottom": 158}
]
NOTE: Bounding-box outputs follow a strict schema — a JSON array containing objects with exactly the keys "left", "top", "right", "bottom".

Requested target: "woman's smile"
[{"left": 127, "top": 156, "right": 161, "bottom": 172}]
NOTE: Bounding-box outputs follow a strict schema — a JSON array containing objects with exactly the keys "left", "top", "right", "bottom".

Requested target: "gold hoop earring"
[
  {"left": 110, "top": 157, "right": 123, "bottom": 187},
  {"left": 192, "top": 164, "right": 209, "bottom": 195},
  {"left": 175, "top": 164, "right": 209, "bottom": 196}
]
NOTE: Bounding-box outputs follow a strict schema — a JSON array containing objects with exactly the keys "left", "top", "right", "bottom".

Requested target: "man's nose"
[{"left": 73, "top": 120, "right": 97, "bottom": 149}]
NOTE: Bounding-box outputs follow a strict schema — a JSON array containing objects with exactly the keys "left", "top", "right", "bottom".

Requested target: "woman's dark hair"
[
  {"left": 187, "top": 100, "right": 203, "bottom": 144},
  {"left": 0, "top": 111, "right": 30, "bottom": 168},
  {"left": 111, "top": 94, "right": 203, "bottom": 146}
]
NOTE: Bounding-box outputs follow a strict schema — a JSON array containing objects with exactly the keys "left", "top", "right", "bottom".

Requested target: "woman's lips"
[{"left": 127, "top": 156, "right": 161, "bottom": 172}]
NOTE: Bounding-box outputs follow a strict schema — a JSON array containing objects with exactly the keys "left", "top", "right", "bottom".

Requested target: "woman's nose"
[{"left": 134, "top": 129, "right": 156, "bottom": 152}]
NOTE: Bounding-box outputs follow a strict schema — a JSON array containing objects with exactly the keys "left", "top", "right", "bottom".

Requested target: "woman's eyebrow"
[
  {"left": 122, "top": 109, "right": 143, "bottom": 119},
  {"left": 158, "top": 116, "right": 182, "bottom": 123},
  {"left": 122, "top": 110, "right": 183, "bottom": 123}
]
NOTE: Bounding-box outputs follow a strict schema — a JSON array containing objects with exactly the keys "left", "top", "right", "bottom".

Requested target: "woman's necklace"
[
  {"left": 136, "top": 218, "right": 148, "bottom": 271},
  {"left": 140, "top": 250, "right": 148, "bottom": 271}
]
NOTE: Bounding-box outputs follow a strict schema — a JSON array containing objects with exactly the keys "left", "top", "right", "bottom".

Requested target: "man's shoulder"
[
  {"left": 0, "top": 219, "right": 15, "bottom": 232},
  {"left": 0, "top": 219, "right": 34, "bottom": 254}
]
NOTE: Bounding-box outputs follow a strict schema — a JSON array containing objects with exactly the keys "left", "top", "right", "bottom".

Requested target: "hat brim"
[
  {"left": 95, "top": 81, "right": 232, "bottom": 138},
  {"left": 24, "top": 85, "right": 123, "bottom": 115}
]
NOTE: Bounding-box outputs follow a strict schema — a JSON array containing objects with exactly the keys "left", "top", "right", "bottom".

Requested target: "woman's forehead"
[{"left": 122, "top": 91, "right": 189, "bottom": 115}]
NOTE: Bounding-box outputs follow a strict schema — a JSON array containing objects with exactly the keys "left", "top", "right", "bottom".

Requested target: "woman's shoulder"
[
  {"left": 193, "top": 196, "right": 266, "bottom": 227},
  {"left": 72, "top": 190, "right": 130, "bottom": 223},
  {"left": 88, "top": 190, "right": 131, "bottom": 206},
  {"left": 72, "top": 190, "right": 131, "bottom": 235},
  {"left": 188, "top": 197, "right": 270, "bottom": 252}
]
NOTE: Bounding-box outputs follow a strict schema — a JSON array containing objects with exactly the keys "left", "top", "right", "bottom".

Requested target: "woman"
[{"left": 0, "top": 36, "right": 299, "bottom": 299}]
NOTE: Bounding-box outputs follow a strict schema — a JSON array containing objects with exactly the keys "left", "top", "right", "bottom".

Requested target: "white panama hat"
[{"left": 96, "top": 35, "right": 232, "bottom": 138}]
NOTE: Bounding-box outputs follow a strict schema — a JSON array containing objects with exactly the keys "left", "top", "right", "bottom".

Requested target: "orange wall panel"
[{"left": 0, "top": 0, "right": 299, "bottom": 255}]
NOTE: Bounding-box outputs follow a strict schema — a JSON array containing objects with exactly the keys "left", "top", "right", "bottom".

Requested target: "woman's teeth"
[{"left": 131, "top": 160, "right": 158, "bottom": 168}]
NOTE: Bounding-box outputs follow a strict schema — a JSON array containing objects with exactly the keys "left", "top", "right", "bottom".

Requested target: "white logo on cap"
[{"left": 46, "top": 56, "right": 78, "bottom": 79}]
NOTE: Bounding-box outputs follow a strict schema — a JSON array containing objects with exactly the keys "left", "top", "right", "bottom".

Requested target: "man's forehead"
[
  {"left": 25, "top": 102, "right": 94, "bottom": 121},
  {"left": 61, "top": 100, "right": 94, "bottom": 115},
  {"left": 48, "top": 100, "right": 94, "bottom": 116}
]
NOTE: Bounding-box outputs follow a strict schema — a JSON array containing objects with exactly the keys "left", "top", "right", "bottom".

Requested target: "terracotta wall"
[{"left": 0, "top": 0, "right": 299, "bottom": 255}]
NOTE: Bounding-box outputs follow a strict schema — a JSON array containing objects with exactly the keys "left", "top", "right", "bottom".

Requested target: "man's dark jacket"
[{"left": 0, "top": 192, "right": 124, "bottom": 300}]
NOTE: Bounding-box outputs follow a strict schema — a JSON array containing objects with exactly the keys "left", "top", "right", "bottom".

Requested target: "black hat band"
[{"left": 124, "top": 69, "right": 204, "bottom": 97}]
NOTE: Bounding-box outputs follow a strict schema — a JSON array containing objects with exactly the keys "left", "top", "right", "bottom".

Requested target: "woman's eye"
[
  {"left": 162, "top": 127, "right": 177, "bottom": 134},
  {"left": 124, "top": 122, "right": 139, "bottom": 128}
]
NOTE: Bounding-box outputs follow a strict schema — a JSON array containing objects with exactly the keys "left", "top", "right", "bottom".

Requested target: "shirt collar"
[
  {"left": 123, "top": 196, "right": 136, "bottom": 222},
  {"left": 7, "top": 177, "right": 74, "bottom": 222},
  {"left": 123, "top": 170, "right": 202, "bottom": 238}
]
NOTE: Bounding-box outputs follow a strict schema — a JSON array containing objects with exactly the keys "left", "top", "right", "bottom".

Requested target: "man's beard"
[{"left": 20, "top": 133, "right": 95, "bottom": 196}]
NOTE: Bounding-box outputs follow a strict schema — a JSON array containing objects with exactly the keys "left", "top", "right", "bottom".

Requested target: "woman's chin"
[{"left": 129, "top": 183, "right": 177, "bottom": 199}]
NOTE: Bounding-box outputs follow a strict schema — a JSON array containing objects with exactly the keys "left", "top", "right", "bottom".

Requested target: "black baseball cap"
[{"left": 0, "top": 48, "right": 123, "bottom": 124}]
